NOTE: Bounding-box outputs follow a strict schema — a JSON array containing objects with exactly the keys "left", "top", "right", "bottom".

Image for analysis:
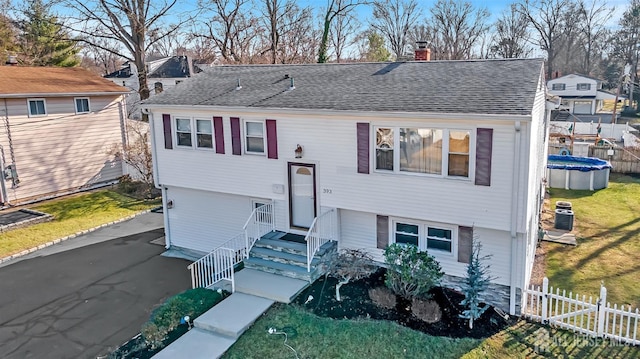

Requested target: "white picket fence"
[{"left": 523, "top": 277, "right": 640, "bottom": 346}]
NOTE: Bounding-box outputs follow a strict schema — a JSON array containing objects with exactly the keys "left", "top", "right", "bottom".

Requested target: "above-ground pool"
[{"left": 547, "top": 155, "right": 612, "bottom": 190}]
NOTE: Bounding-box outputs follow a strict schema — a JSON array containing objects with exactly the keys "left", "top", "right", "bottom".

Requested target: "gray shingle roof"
[{"left": 143, "top": 58, "right": 544, "bottom": 116}]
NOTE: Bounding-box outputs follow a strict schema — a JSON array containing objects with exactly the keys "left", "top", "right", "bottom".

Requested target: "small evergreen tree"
[{"left": 460, "top": 237, "right": 493, "bottom": 329}]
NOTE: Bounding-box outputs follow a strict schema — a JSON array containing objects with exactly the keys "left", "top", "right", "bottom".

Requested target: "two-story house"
[
  {"left": 143, "top": 58, "right": 550, "bottom": 315},
  {"left": 547, "top": 74, "right": 619, "bottom": 116},
  {"left": 0, "top": 66, "right": 128, "bottom": 205}
]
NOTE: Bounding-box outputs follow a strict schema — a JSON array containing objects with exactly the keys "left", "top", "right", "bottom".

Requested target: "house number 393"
[{"left": 322, "top": 188, "right": 333, "bottom": 194}]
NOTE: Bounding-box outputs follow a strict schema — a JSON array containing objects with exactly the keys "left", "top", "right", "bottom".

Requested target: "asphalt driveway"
[{"left": 0, "top": 214, "right": 191, "bottom": 359}]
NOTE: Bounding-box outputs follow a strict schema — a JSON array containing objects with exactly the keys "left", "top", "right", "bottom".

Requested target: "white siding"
[
  {"left": 167, "top": 187, "right": 255, "bottom": 252},
  {"left": 338, "top": 209, "right": 513, "bottom": 286},
  {"left": 152, "top": 110, "right": 519, "bottom": 233},
  {"left": 548, "top": 75, "right": 598, "bottom": 97},
  {"left": 1, "top": 96, "right": 124, "bottom": 204}
]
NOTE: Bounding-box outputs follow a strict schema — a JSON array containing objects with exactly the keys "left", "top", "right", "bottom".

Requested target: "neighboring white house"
[
  {"left": 143, "top": 58, "right": 550, "bottom": 315},
  {"left": 0, "top": 66, "right": 129, "bottom": 205},
  {"left": 547, "top": 74, "right": 620, "bottom": 115},
  {"left": 105, "top": 56, "right": 204, "bottom": 119}
]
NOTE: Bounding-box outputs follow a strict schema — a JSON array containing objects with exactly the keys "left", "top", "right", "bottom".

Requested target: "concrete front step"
[
  {"left": 234, "top": 268, "right": 309, "bottom": 303},
  {"left": 151, "top": 328, "right": 235, "bottom": 359},
  {"left": 244, "top": 256, "right": 322, "bottom": 282},
  {"left": 193, "top": 292, "right": 274, "bottom": 338},
  {"left": 254, "top": 238, "right": 307, "bottom": 256},
  {"left": 250, "top": 246, "right": 319, "bottom": 268}
]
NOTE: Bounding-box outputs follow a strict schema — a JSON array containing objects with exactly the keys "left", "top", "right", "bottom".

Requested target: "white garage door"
[{"left": 574, "top": 101, "right": 592, "bottom": 114}]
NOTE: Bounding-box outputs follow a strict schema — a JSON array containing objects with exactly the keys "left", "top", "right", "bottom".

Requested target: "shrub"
[
  {"left": 368, "top": 286, "right": 397, "bottom": 309},
  {"left": 411, "top": 298, "right": 442, "bottom": 323},
  {"left": 383, "top": 243, "right": 443, "bottom": 299},
  {"left": 328, "top": 249, "right": 377, "bottom": 301},
  {"left": 141, "top": 288, "right": 227, "bottom": 350}
]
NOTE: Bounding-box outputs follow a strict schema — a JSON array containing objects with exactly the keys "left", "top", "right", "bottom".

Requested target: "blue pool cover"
[{"left": 547, "top": 155, "right": 612, "bottom": 172}]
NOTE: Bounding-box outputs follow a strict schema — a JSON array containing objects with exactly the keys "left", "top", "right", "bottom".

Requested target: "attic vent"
[{"left": 288, "top": 77, "right": 295, "bottom": 91}]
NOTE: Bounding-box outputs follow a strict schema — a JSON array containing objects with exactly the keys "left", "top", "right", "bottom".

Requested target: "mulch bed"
[{"left": 293, "top": 268, "right": 514, "bottom": 339}]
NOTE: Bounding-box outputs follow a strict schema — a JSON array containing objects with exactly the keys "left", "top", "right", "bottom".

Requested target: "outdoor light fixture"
[
  {"left": 294, "top": 144, "right": 303, "bottom": 158},
  {"left": 166, "top": 200, "right": 174, "bottom": 209}
]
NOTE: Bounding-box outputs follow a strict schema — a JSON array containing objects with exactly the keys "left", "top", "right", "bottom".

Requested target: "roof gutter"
[
  {"left": 140, "top": 104, "right": 534, "bottom": 122},
  {"left": 0, "top": 91, "right": 131, "bottom": 98}
]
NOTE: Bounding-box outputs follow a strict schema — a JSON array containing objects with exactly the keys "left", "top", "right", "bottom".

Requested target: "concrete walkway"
[{"left": 153, "top": 269, "right": 309, "bottom": 359}]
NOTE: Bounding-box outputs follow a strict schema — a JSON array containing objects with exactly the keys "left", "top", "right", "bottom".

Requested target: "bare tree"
[
  {"left": 81, "top": 38, "right": 124, "bottom": 75},
  {"left": 110, "top": 120, "right": 154, "bottom": 196},
  {"left": 515, "top": 0, "right": 570, "bottom": 79},
  {"left": 63, "top": 0, "right": 189, "bottom": 101},
  {"left": 318, "top": 0, "right": 367, "bottom": 63},
  {"left": 260, "top": 0, "right": 315, "bottom": 64},
  {"left": 490, "top": 4, "right": 532, "bottom": 58},
  {"left": 426, "top": 0, "right": 490, "bottom": 60},
  {"left": 148, "top": 25, "right": 183, "bottom": 57},
  {"left": 370, "top": 0, "right": 422, "bottom": 59},
  {"left": 330, "top": 8, "right": 361, "bottom": 62},
  {"left": 195, "top": 0, "right": 261, "bottom": 64},
  {"left": 578, "top": 0, "right": 613, "bottom": 75}
]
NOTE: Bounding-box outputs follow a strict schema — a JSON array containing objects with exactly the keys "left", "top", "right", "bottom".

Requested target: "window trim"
[
  {"left": 74, "top": 97, "right": 91, "bottom": 114},
  {"left": 551, "top": 83, "right": 566, "bottom": 91},
  {"left": 577, "top": 83, "right": 591, "bottom": 91},
  {"left": 390, "top": 217, "right": 457, "bottom": 257},
  {"left": 373, "top": 125, "right": 474, "bottom": 180},
  {"left": 172, "top": 115, "right": 215, "bottom": 150},
  {"left": 243, "top": 120, "right": 266, "bottom": 155},
  {"left": 194, "top": 118, "right": 214, "bottom": 150},
  {"left": 27, "top": 98, "right": 47, "bottom": 117}
]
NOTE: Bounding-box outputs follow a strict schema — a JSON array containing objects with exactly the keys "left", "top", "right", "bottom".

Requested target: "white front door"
[{"left": 289, "top": 163, "right": 316, "bottom": 229}]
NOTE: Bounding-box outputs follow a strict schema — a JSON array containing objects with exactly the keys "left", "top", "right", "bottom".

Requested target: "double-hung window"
[
  {"left": 75, "top": 98, "right": 90, "bottom": 114},
  {"left": 176, "top": 118, "right": 192, "bottom": 147},
  {"left": 28, "top": 99, "right": 46, "bottom": 117},
  {"left": 245, "top": 121, "right": 265, "bottom": 154},
  {"left": 376, "top": 126, "right": 470, "bottom": 178},
  {"left": 551, "top": 83, "right": 565, "bottom": 91},
  {"left": 393, "top": 220, "right": 454, "bottom": 254},
  {"left": 195, "top": 119, "right": 213, "bottom": 149}
]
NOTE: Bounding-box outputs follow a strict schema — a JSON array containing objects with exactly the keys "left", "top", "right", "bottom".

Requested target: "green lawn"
[
  {"left": 0, "top": 190, "right": 160, "bottom": 258},
  {"left": 223, "top": 304, "right": 481, "bottom": 359},
  {"left": 222, "top": 304, "right": 640, "bottom": 359},
  {"left": 544, "top": 174, "right": 640, "bottom": 309}
]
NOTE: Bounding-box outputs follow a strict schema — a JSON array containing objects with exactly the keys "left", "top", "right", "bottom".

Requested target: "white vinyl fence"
[{"left": 523, "top": 277, "right": 640, "bottom": 346}]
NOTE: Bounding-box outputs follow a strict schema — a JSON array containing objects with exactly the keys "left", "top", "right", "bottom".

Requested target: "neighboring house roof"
[
  {"left": 0, "top": 66, "right": 129, "bottom": 97},
  {"left": 148, "top": 56, "right": 197, "bottom": 78},
  {"left": 104, "top": 65, "right": 134, "bottom": 79},
  {"left": 143, "top": 58, "right": 545, "bottom": 116},
  {"left": 548, "top": 73, "right": 602, "bottom": 83}
]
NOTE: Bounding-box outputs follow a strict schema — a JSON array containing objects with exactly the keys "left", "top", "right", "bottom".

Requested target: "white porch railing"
[
  {"left": 522, "top": 277, "right": 640, "bottom": 346},
  {"left": 187, "top": 203, "right": 275, "bottom": 291},
  {"left": 305, "top": 208, "right": 337, "bottom": 272}
]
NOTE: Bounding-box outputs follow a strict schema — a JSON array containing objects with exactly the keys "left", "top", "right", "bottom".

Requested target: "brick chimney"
[
  {"left": 414, "top": 41, "right": 431, "bottom": 61},
  {"left": 5, "top": 55, "right": 17, "bottom": 66}
]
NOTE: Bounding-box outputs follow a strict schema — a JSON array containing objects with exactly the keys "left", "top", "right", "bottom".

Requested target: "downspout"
[
  {"left": 510, "top": 120, "right": 522, "bottom": 315},
  {"left": 0, "top": 145, "right": 7, "bottom": 205},
  {"left": 143, "top": 108, "right": 170, "bottom": 249}
]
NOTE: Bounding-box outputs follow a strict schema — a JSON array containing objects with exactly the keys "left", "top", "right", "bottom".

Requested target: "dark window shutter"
[
  {"left": 266, "top": 119, "right": 278, "bottom": 159},
  {"left": 458, "top": 226, "right": 473, "bottom": 263},
  {"left": 475, "top": 128, "right": 493, "bottom": 186},
  {"left": 213, "top": 116, "right": 225, "bottom": 154},
  {"left": 357, "top": 123, "right": 370, "bottom": 174},
  {"left": 376, "top": 215, "right": 389, "bottom": 249},
  {"left": 162, "top": 114, "right": 172, "bottom": 149},
  {"left": 230, "top": 117, "right": 241, "bottom": 155}
]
